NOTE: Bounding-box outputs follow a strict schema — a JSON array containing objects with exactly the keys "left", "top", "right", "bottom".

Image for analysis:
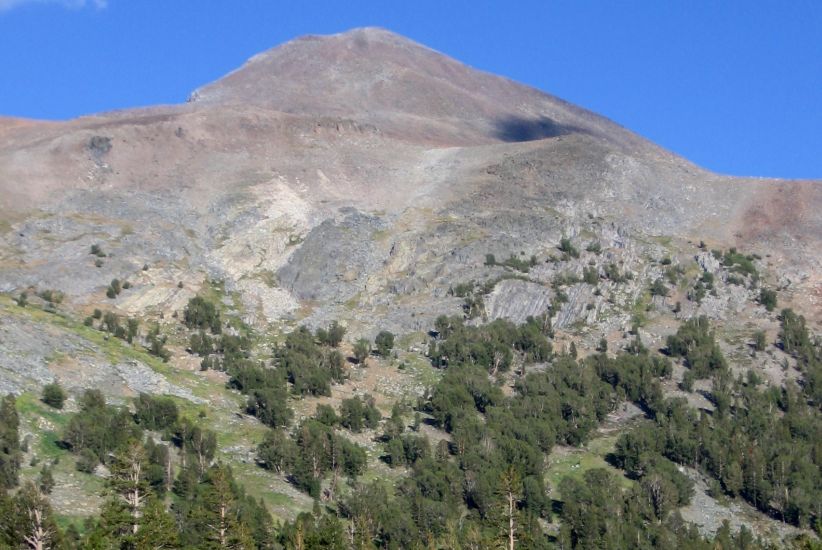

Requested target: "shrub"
[
  {"left": 680, "top": 370, "right": 695, "bottom": 392},
  {"left": 38, "top": 466, "right": 54, "bottom": 494},
  {"left": 37, "top": 289, "right": 62, "bottom": 303},
  {"left": 316, "top": 321, "right": 345, "bottom": 347},
  {"left": 375, "top": 331, "right": 395, "bottom": 357},
  {"left": 102, "top": 311, "right": 120, "bottom": 334},
  {"left": 604, "top": 263, "right": 625, "bottom": 283},
  {"left": 147, "top": 324, "right": 171, "bottom": 361},
  {"left": 666, "top": 316, "right": 727, "bottom": 378},
  {"left": 315, "top": 404, "right": 339, "bottom": 426},
  {"left": 559, "top": 237, "right": 579, "bottom": 258},
  {"left": 722, "top": 249, "right": 758, "bottom": 279},
  {"left": 42, "top": 382, "right": 66, "bottom": 409},
  {"left": 759, "top": 288, "right": 777, "bottom": 312},
  {"left": 650, "top": 278, "right": 669, "bottom": 297},
  {"left": 583, "top": 266, "right": 599, "bottom": 285},
  {"left": 134, "top": 393, "right": 179, "bottom": 430},
  {"left": 76, "top": 449, "right": 98, "bottom": 473},
  {"left": 586, "top": 241, "right": 602, "bottom": 254},
  {"left": 354, "top": 338, "right": 371, "bottom": 364},
  {"left": 183, "top": 296, "right": 222, "bottom": 334},
  {"left": 727, "top": 275, "right": 744, "bottom": 286},
  {"left": 126, "top": 318, "right": 139, "bottom": 343},
  {"left": 501, "top": 254, "right": 531, "bottom": 273},
  {"left": 753, "top": 330, "right": 767, "bottom": 351},
  {"left": 665, "top": 265, "right": 684, "bottom": 286},
  {"left": 189, "top": 331, "right": 213, "bottom": 356},
  {"left": 340, "top": 396, "right": 381, "bottom": 433}
]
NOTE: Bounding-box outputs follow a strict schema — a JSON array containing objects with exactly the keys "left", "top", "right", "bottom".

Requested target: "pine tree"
[
  {"left": 185, "top": 426, "right": 217, "bottom": 478},
  {"left": 496, "top": 466, "right": 523, "bottom": 550},
  {"left": 0, "top": 394, "right": 21, "bottom": 490},
  {"left": 133, "top": 497, "right": 180, "bottom": 549},
  {"left": 109, "top": 440, "right": 149, "bottom": 535},
  {"left": 14, "top": 482, "right": 62, "bottom": 550},
  {"left": 200, "top": 464, "right": 254, "bottom": 549},
  {"left": 86, "top": 498, "right": 134, "bottom": 547}
]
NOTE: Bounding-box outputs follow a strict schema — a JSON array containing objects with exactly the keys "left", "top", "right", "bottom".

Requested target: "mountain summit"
[{"left": 188, "top": 27, "right": 652, "bottom": 149}]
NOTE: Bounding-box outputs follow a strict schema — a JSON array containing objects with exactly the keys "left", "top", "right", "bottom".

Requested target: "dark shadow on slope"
[{"left": 493, "top": 115, "right": 588, "bottom": 143}]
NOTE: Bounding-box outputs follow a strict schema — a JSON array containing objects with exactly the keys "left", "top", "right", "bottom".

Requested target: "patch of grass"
[
  {"left": 197, "top": 279, "right": 227, "bottom": 306},
  {"left": 16, "top": 392, "right": 69, "bottom": 429},
  {"left": 229, "top": 461, "right": 303, "bottom": 523},
  {"left": 398, "top": 352, "right": 442, "bottom": 389},
  {"left": 545, "top": 435, "right": 632, "bottom": 499},
  {"left": 396, "top": 331, "right": 427, "bottom": 350},
  {"left": 37, "top": 430, "right": 66, "bottom": 459},
  {"left": 653, "top": 235, "right": 674, "bottom": 249},
  {"left": 343, "top": 293, "right": 362, "bottom": 310}
]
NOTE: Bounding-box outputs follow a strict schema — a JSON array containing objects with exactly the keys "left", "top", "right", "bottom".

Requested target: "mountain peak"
[
  {"left": 295, "top": 26, "right": 426, "bottom": 45},
  {"left": 187, "top": 28, "right": 639, "bottom": 147}
]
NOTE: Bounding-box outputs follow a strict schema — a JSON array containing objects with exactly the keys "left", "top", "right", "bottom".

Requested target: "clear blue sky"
[{"left": 1, "top": 1, "right": 820, "bottom": 179}]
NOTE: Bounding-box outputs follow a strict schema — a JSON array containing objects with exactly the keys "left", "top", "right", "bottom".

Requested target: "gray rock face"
[
  {"left": 277, "top": 210, "right": 386, "bottom": 303},
  {"left": 485, "top": 279, "right": 552, "bottom": 324},
  {"left": 696, "top": 252, "right": 721, "bottom": 274},
  {"left": 0, "top": 314, "right": 76, "bottom": 395}
]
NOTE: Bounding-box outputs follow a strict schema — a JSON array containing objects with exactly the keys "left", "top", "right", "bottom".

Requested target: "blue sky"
[{"left": 1, "top": 1, "right": 819, "bottom": 179}]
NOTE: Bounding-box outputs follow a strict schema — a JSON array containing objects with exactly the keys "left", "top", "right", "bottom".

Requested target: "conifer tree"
[
  {"left": 109, "top": 440, "right": 149, "bottom": 535},
  {"left": 133, "top": 497, "right": 180, "bottom": 549},
  {"left": 0, "top": 394, "right": 21, "bottom": 490}
]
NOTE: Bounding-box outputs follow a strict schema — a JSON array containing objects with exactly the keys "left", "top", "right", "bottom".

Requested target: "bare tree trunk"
[
  {"left": 23, "top": 508, "right": 49, "bottom": 550},
  {"left": 508, "top": 489, "right": 516, "bottom": 550},
  {"left": 128, "top": 460, "right": 143, "bottom": 534},
  {"left": 165, "top": 452, "right": 174, "bottom": 493},
  {"left": 219, "top": 502, "right": 227, "bottom": 547}
]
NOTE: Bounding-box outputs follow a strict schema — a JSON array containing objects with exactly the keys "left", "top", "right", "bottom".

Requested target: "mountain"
[
  {"left": 1, "top": 28, "right": 818, "bottom": 332},
  {"left": 1, "top": 27, "right": 820, "bottom": 542}
]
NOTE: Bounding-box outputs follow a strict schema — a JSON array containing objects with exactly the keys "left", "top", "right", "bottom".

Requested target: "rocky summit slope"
[{"left": 0, "top": 27, "right": 819, "bottom": 341}]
